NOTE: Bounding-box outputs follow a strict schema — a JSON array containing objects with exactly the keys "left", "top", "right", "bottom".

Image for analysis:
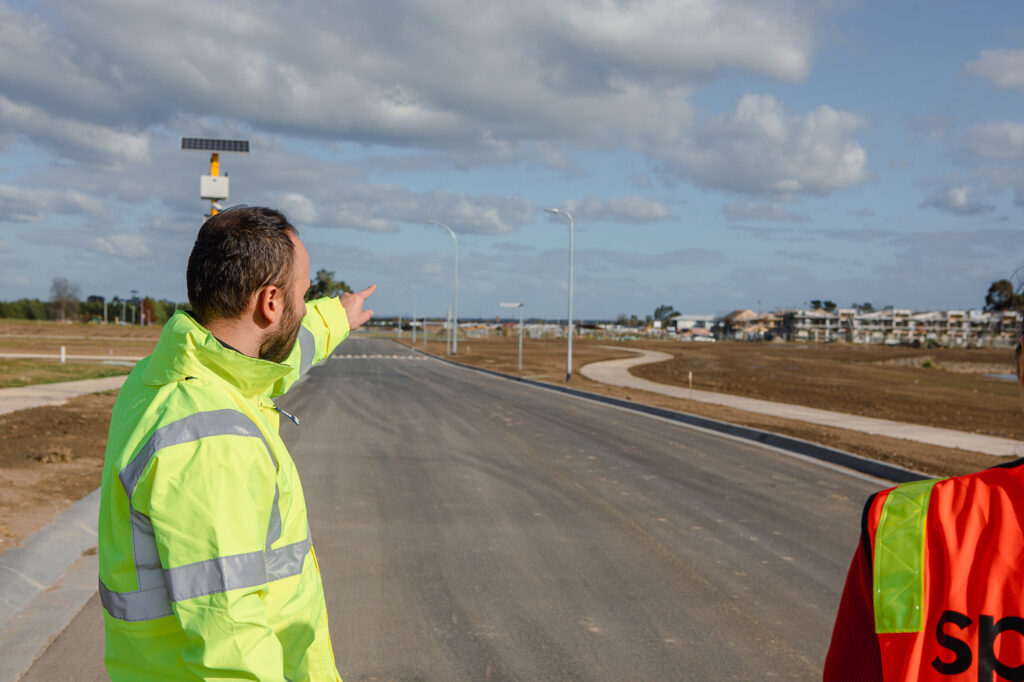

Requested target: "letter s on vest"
[{"left": 931, "top": 609, "right": 1024, "bottom": 682}]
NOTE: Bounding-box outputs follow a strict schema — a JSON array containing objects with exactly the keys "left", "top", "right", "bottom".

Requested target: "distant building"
[
  {"left": 669, "top": 314, "right": 715, "bottom": 338},
  {"left": 777, "top": 308, "right": 1019, "bottom": 346},
  {"left": 714, "top": 310, "right": 781, "bottom": 341}
]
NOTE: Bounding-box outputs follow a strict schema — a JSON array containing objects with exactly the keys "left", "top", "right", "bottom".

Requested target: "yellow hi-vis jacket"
[{"left": 98, "top": 298, "right": 349, "bottom": 681}]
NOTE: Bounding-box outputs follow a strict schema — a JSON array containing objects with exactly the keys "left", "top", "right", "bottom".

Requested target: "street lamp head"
[{"left": 545, "top": 208, "right": 561, "bottom": 215}]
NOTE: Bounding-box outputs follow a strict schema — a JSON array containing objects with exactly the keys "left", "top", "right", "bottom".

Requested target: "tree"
[
  {"left": 854, "top": 302, "right": 875, "bottom": 313},
  {"left": 810, "top": 299, "right": 822, "bottom": 310},
  {"left": 985, "top": 279, "right": 1021, "bottom": 312},
  {"left": 306, "top": 269, "right": 351, "bottom": 301},
  {"left": 49, "top": 277, "right": 81, "bottom": 322},
  {"left": 0, "top": 298, "right": 46, "bottom": 319},
  {"left": 653, "top": 304, "right": 679, "bottom": 323},
  {"left": 823, "top": 300, "right": 837, "bottom": 312}
]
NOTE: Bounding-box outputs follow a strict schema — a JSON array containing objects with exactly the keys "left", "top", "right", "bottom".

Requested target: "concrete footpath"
[
  {"left": 0, "top": 375, "right": 128, "bottom": 417},
  {"left": 581, "top": 348, "right": 1024, "bottom": 458}
]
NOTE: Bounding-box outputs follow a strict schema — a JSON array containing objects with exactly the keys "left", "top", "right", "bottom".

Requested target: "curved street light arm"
[{"left": 427, "top": 221, "right": 459, "bottom": 355}]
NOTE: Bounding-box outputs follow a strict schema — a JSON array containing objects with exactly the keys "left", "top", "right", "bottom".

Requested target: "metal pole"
[
  {"left": 546, "top": 209, "right": 574, "bottom": 381},
  {"left": 453, "top": 236, "right": 458, "bottom": 355},
  {"left": 518, "top": 304, "right": 524, "bottom": 371},
  {"left": 568, "top": 212, "right": 573, "bottom": 380},
  {"left": 427, "top": 221, "right": 458, "bottom": 355},
  {"left": 210, "top": 152, "right": 220, "bottom": 217}
]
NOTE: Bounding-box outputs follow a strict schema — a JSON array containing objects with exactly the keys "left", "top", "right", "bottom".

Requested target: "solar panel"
[{"left": 180, "top": 137, "right": 250, "bottom": 153}]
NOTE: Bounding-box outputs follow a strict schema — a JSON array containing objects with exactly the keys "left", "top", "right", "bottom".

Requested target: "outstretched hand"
[{"left": 340, "top": 284, "right": 376, "bottom": 330}]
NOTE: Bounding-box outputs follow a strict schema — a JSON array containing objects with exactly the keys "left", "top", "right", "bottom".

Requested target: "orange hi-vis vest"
[{"left": 868, "top": 463, "right": 1024, "bottom": 682}]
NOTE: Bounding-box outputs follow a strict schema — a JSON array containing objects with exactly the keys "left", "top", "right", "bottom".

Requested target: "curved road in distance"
[{"left": 23, "top": 337, "right": 882, "bottom": 681}]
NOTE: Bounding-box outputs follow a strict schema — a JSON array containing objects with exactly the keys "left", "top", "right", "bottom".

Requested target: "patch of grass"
[{"left": 0, "top": 359, "right": 133, "bottom": 389}]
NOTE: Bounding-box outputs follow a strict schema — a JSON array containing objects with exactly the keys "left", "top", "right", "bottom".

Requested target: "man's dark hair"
[{"left": 187, "top": 206, "right": 297, "bottom": 324}]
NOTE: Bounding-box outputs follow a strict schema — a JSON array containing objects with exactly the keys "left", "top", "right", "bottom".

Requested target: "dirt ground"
[
  {"left": 2, "top": 321, "right": 1022, "bottom": 553},
  {"left": 0, "top": 318, "right": 158, "bottom": 553},
  {"left": 0, "top": 391, "right": 116, "bottom": 553},
  {"left": 0, "top": 317, "right": 160, "bottom": 358}
]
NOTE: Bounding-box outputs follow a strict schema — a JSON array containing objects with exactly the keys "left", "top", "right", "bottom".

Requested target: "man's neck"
[{"left": 201, "top": 315, "right": 262, "bottom": 359}]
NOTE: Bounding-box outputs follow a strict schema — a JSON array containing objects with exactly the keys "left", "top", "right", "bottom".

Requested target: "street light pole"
[
  {"left": 545, "top": 208, "right": 574, "bottom": 382},
  {"left": 427, "top": 221, "right": 458, "bottom": 355},
  {"left": 500, "top": 302, "right": 525, "bottom": 371}
]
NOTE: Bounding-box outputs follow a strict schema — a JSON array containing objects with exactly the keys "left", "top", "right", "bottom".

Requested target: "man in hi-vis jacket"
[{"left": 98, "top": 206, "right": 374, "bottom": 681}]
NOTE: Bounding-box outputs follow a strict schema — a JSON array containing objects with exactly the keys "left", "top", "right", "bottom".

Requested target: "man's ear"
[{"left": 253, "top": 285, "right": 283, "bottom": 328}]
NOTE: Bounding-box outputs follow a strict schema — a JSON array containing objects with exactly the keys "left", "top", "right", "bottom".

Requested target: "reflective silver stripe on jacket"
[
  {"left": 298, "top": 326, "right": 315, "bottom": 378},
  {"left": 100, "top": 538, "right": 310, "bottom": 621},
  {"left": 101, "top": 409, "right": 304, "bottom": 622}
]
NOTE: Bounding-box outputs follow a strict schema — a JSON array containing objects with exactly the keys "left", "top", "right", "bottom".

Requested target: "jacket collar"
[{"left": 141, "top": 311, "right": 292, "bottom": 395}]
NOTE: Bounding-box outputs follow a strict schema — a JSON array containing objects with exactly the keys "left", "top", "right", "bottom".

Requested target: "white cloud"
[
  {"left": 962, "top": 121, "right": 1024, "bottom": 160},
  {"left": 0, "top": 95, "right": 148, "bottom": 166},
  {"left": 561, "top": 195, "right": 672, "bottom": 224},
  {"left": 919, "top": 185, "right": 994, "bottom": 217},
  {"left": 722, "top": 201, "right": 811, "bottom": 223},
  {"left": 90, "top": 233, "right": 151, "bottom": 258},
  {"left": 0, "top": 184, "right": 107, "bottom": 223},
  {"left": 584, "top": 247, "right": 723, "bottom": 269},
  {"left": 278, "top": 185, "right": 535, "bottom": 235},
  {"left": 964, "top": 49, "right": 1024, "bottom": 91},
  {"left": 277, "top": 193, "right": 320, "bottom": 225},
  {"left": 0, "top": 1, "right": 819, "bottom": 160},
  {"left": 662, "top": 94, "right": 869, "bottom": 196}
]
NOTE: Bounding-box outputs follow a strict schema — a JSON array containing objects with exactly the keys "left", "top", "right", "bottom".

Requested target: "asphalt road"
[{"left": 22, "top": 337, "right": 883, "bottom": 680}]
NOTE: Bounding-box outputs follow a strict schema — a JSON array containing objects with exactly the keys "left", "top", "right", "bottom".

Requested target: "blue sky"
[{"left": 2, "top": 0, "right": 1024, "bottom": 320}]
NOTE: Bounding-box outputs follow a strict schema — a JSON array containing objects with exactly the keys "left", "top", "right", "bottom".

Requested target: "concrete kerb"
[
  {"left": 415, "top": 349, "right": 929, "bottom": 485},
  {"left": 0, "top": 488, "right": 100, "bottom": 682}
]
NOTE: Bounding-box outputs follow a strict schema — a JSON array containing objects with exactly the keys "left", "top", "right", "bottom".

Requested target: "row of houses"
[
  {"left": 411, "top": 308, "right": 1021, "bottom": 347},
  {"left": 692, "top": 308, "right": 1022, "bottom": 347}
]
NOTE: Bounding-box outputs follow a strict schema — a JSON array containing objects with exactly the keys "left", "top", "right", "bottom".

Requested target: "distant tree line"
[
  {"left": 2, "top": 270, "right": 352, "bottom": 323},
  {"left": 0, "top": 277, "right": 187, "bottom": 324}
]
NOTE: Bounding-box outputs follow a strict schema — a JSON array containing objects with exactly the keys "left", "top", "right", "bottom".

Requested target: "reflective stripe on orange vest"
[{"left": 873, "top": 478, "right": 940, "bottom": 634}]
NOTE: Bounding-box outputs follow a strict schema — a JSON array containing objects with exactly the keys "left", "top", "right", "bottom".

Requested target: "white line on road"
[{"left": 331, "top": 354, "right": 430, "bottom": 360}]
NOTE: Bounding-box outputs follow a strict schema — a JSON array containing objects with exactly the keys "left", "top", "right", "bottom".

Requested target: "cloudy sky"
[{"left": 2, "top": 0, "right": 1024, "bottom": 320}]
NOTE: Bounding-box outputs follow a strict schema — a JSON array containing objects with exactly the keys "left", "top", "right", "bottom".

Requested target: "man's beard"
[{"left": 259, "top": 297, "right": 303, "bottom": 364}]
